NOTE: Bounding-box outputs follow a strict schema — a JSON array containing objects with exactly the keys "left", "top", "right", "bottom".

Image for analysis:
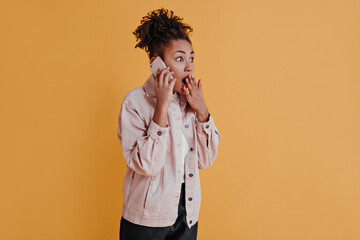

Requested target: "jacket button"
[
  {"left": 190, "top": 220, "right": 193, "bottom": 224},
  {"left": 190, "top": 147, "right": 193, "bottom": 151},
  {"left": 157, "top": 131, "right": 162, "bottom": 136},
  {"left": 205, "top": 125, "right": 209, "bottom": 129},
  {"left": 185, "top": 124, "right": 189, "bottom": 128},
  {"left": 188, "top": 197, "right": 192, "bottom": 201},
  {"left": 189, "top": 173, "right": 193, "bottom": 177}
]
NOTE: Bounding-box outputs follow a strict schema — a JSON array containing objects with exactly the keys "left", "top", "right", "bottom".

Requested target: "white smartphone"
[{"left": 150, "top": 56, "right": 173, "bottom": 81}]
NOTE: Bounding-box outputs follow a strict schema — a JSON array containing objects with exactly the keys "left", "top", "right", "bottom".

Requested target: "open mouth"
[
  {"left": 182, "top": 78, "right": 187, "bottom": 85},
  {"left": 182, "top": 76, "right": 190, "bottom": 85}
]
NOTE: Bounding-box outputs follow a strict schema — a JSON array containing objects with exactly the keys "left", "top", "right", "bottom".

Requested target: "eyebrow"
[{"left": 173, "top": 50, "right": 194, "bottom": 54}]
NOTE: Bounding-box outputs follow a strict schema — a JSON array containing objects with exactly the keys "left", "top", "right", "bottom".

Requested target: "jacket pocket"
[{"left": 143, "top": 167, "right": 164, "bottom": 215}]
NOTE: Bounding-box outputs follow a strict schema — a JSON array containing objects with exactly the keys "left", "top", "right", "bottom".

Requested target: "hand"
[
  {"left": 183, "top": 74, "right": 209, "bottom": 122},
  {"left": 154, "top": 67, "right": 176, "bottom": 109}
]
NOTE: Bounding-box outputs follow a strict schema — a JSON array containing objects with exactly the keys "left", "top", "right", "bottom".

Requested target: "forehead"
[{"left": 164, "top": 39, "right": 193, "bottom": 54}]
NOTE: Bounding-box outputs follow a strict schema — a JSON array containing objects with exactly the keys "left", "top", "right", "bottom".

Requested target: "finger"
[
  {"left": 155, "top": 68, "right": 161, "bottom": 86},
  {"left": 158, "top": 67, "right": 170, "bottom": 85},
  {"left": 186, "top": 78, "right": 194, "bottom": 93},
  {"left": 157, "top": 67, "right": 167, "bottom": 79},
  {"left": 155, "top": 70, "right": 161, "bottom": 87},
  {"left": 198, "top": 79, "right": 202, "bottom": 91},
  {"left": 159, "top": 67, "right": 170, "bottom": 86},
  {"left": 183, "top": 85, "right": 191, "bottom": 97},
  {"left": 164, "top": 71, "right": 174, "bottom": 85},
  {"left": 190, "top": 75, "right": 197, "bottom": 89}
]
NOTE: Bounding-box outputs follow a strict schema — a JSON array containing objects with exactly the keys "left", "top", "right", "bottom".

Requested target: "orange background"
[{"left": 1, "top": 0, "right": 360, "bottom": 239}]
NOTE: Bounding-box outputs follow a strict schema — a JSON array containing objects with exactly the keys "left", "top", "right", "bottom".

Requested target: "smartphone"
[{"left": 150, "top": 56, "right": 173, "bottom": 81}]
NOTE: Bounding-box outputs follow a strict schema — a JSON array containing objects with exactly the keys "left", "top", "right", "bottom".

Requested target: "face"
[{"left": 151, "top": 39, "right": 195, "bottom": 93}]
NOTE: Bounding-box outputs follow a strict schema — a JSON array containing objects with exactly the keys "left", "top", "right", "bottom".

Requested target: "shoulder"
[
  {"left": 122, "top": 86, "right": 145, "bottom": 106},
  {"left": 121, "top": 85, "right": 155, "bottom": 117}
]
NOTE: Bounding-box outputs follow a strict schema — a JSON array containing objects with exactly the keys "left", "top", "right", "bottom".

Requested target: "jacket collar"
[{"left": 143, "top": 74, "right": 188, "bottom": 111}]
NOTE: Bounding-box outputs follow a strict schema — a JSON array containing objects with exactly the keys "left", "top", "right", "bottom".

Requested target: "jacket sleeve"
[
  {"left": 195, "top": 113, "right": 221, "bottom": 169},
  {"left": 117, "top": 102, "right": 170, "bottom": 176}
]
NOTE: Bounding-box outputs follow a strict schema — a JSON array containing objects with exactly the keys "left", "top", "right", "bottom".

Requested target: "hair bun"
[{"left": 133, "top": 8, "right": 193, "bottom": 59}]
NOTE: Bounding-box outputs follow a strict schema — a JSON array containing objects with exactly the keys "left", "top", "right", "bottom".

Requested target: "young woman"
[{"left": 117, "top": 8, "right": 221, "bottom": 240}]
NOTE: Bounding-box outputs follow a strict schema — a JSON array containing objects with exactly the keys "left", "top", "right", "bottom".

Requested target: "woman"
[{"left": 117, "top": 8, "right": 221, "bottom": 240}]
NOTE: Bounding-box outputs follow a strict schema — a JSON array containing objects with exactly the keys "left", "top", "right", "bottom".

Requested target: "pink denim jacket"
[{"left": 117, "top": 74, "right": 220, "bottom": 228}]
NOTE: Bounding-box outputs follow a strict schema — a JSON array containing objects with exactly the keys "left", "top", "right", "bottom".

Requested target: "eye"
[
  {"left": 190, "top": 57, "right": 194, "bottom": 63},
  {"left": 176, "top": 57, "right": 183, "bottom": 62}
]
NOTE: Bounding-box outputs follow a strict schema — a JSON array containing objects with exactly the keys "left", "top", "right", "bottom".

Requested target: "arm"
[
  {"left": 118, "top": 102, "right": 170, "bottom": 176},
  {"left": 117, "top": 67, "right": 176, "bottom": 176},
  {"left": 196, "top": 114, "right": 221, "bottom": 169},
  {"left": 182, "top": 75, "right": 221, "bottom": 169}
]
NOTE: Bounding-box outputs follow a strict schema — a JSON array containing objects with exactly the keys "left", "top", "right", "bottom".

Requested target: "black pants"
[{"left": 119, "top": 183, "right": 198, "bottom": 240}]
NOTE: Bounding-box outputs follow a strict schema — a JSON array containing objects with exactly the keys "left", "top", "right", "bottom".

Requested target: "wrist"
[
  {"left": 196, "top": 109, "right": 210, "bottom": 122},
  {"left": 155, "top": 101, "right": 170, "bottom": 112},
  {"left": 153, "top": 105, "right": 168, "bottom": 128}
]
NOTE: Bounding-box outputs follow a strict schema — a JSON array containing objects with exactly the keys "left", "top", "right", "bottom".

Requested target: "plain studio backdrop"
[{"left": 1, "top": 0, "right": 359, "bottom": 239}]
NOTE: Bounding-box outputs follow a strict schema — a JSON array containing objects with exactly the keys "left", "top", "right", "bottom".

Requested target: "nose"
[{"left": 185, "top": 59, "right": 194, "bottom": 73}]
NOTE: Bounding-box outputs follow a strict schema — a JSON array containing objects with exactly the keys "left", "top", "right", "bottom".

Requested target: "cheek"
[
  {"left": 174, "top": 78, "right": 184, "bottom": 90},
  {"left": 169, "top": 64, "right": 182, "bottom": 75},
  {"left": 175, "top": 78, "right": 182, "bottom": 86}
]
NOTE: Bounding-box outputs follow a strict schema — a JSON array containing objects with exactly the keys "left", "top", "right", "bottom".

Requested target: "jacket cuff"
[
  {"left": 196, "top": 113, "right": 214, "bottom": 135},
  {"left": 148, "top": 119, "right": 170, "bottom": 142}
]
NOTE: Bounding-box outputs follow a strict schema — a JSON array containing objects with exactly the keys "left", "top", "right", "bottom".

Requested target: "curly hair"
[{"left": 133, "top": 8, "right": 193, "bottom": 59}]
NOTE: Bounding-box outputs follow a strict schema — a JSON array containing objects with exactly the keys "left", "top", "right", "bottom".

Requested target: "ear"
[{"left": 150, "top": 56, "right": 156, "bottom": 64}]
